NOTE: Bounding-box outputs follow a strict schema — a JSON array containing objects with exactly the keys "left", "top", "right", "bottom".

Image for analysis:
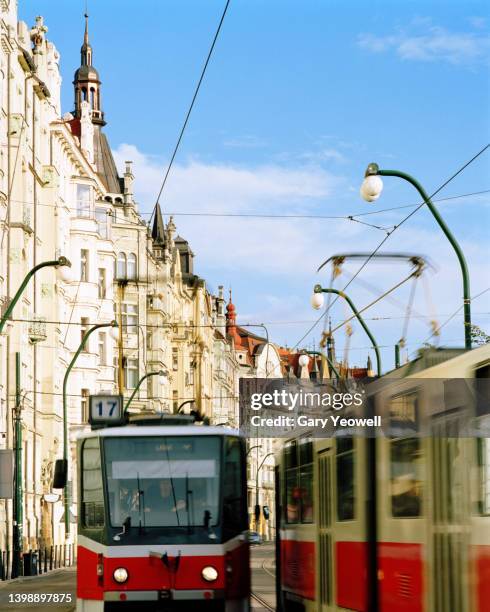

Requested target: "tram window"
[
  {"left": 299, "top": 437, "right": 313, "bottom": 465},
  {"left": 285, "top": 468, "right": 300, "bottom": 523},
  {"left": 285, "top": 441, "right": 298, "bottom": 469},
  {"left": 223, "top": 438, "right": 244, "bottom": 530},
  {"left": 477, "top": 438, "right": 490, "bottom": 515},
  {"left": 104, "top": 436, "right": 221, "bottom": 528},
  {"left": 81, "top": 438, "right": 105, "bottom": 528},
  {"left": 476, "top": 365, "right": 490, "bottom": 417},
  {"left": 336, "top": 439, "right": 355, "bottom": 521},
  {"left": 300, "top": 464, "right": 314, "bottom": 523},
  {"left": 390, "top": 437, "right": 422, "bottom": 517}
]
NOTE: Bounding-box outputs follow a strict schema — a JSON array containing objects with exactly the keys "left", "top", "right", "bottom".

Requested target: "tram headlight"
[
  {"left": 201, "top": 566, "right": 218, "bottom": 582},
  {"left": 113, "top": 567, "right": 129, "bottom": 583}
]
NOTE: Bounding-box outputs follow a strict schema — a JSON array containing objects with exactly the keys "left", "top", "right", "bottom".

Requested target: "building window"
[
  {"left": 172, "top": 348, "right": 178, "bottom": 371},
  {"left": 146, "top": 331, "right": 153, "bottom": 351},
  {"left": 80, "top": 249, "right": 89, "bottom": 282},
  {"left": 173, "top": 390, "right": 178, "bottom": 413},
  {"left": 124, "top": 358, "right": 138, "bottom": 389},
  {"left": 81, "top": 388, "right": 90, "bottom": 422},
  {"left": 127, "top": 253, "right": 137, "bottom": 280},
  {"left": 81, "top": 317, "right": 90, "bottom": 351},
  {"left": 122, "top": 303, "right": 138, "bottom": 334},
  {"left": 76, "top": 184, "right": 91, "bottom": 217},
  {"left": 116, "top": 252, "right": 126, "bottom": 280},
  {"left": 98, "top": 332, "right": 107, "bottom": 366},
  {"left": 98, "top": 268, "right": 106, "bottom": 299},
  {"left": 96, "top": 208, "right": 108, "bottom": 239}
]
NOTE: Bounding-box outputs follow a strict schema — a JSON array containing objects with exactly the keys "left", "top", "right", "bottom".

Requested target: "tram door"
[
  {"left": 431, "top": 412, "right": 470, "bottom": 612},
  {"left": 317, "top": 446, "right": 334, "bottom": 611}
]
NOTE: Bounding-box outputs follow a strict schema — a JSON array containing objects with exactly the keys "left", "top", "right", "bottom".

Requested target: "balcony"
[{"left": 28, "top": 315, "right": 47, "bottom": 344}]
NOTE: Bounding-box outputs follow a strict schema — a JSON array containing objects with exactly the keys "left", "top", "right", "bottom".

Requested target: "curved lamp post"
[
  {"left": 361, "top": 163, "right": 471, "bottom": 349},
  {"left": 255, "top": 452, "right": 274, "bottom": 532},
  {"left": 62, "top": 320, "right": 118, "bottom": 535},
  {"left": 311, "top": 285, "right": 381, "bottom": 377},
  {"left": 0, "top": 256, "right": 71, "bottom": 334},
  {"left": 124, "top": 370, "right": 168, "bottom": 413}
]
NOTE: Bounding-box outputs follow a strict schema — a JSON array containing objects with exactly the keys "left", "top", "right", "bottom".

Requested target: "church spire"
[
  {"left": 81, "top": 13, "right": 92, "bottom": 65},
  {"left": 73, "top": 13, "right": 104, "bottom": 125}
]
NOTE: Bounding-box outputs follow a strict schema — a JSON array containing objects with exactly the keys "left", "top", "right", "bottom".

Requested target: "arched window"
[
  {"left": 90, "top": 88, "right": 95, "bottom": 109},
  {"left": 82, "top": 87, "right": 87, "bottom": 101},
  {"left": 117, "top": 252, "right": 126, "bottom": 279},
  {"left": 127, "top": 253, "right": 137, "bottom": 280}
]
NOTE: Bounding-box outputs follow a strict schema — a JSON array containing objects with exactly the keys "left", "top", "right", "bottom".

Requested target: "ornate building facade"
[{"left": 0, "top": 6, "right": 241, "bottom": 554}]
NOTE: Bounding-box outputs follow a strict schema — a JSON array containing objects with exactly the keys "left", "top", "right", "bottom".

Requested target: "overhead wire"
[{"left": 151, "top": 0, "right": 232, "bottom": 219}]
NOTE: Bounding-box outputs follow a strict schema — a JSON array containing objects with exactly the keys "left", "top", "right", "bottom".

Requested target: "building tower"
[
  {"left": 72, "top": 14, "right": 122, "bottom": 194},
  {"left": 73, "top": 13, "right": 104, "bottom": 125}
]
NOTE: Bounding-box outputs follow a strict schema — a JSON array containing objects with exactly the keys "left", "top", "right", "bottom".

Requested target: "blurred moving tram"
[
  {"left": 276, "top": 345, "right": 490, "bottom": 612},
  {"left": 72, "top": 416, "right": 250, "bottom": 611}
]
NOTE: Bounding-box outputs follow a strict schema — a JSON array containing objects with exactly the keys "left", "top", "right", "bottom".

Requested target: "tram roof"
[{"left": 78, "top": 425, "right": 241, "bottom": 440}]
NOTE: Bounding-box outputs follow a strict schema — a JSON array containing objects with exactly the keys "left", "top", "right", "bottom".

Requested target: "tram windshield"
[{"left": 104, "top": 436, "right": 220, "bottom": 528}]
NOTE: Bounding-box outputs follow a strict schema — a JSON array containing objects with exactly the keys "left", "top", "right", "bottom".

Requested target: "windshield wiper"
[
  {"left": 164, "top": 440, "right": 181, "bottom": 527},
  {"left": 185, "top": 472, "right": 194, "bottom": 534},
  {"left": 137, "top": 472, "right": 146, "bottom": 534},
  {"left": 113, "top": 516, "right": 131, "bottom": 541}
]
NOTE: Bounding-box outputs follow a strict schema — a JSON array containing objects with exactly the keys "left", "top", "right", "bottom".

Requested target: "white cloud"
[
  {"left": 112, "top": 144, "right": 490, "bottom": 351},
  {"left": 113, "top": 143, "right": 341, "bottom": 215},
  {"left": 358, "top": 23, "right": 490, "bottom": 66}
]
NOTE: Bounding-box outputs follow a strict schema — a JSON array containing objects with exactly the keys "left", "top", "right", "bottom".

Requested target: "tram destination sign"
[{"left": 89, "top": 394, "right": 125, "bottom": 427}]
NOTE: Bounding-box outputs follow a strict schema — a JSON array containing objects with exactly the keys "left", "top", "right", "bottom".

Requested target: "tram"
[
  {"left": 62, "top": 415, "right": 250, "bottom": 611},
  {"left": 276, "top": 344, "right": 490, "bottom": 612}
]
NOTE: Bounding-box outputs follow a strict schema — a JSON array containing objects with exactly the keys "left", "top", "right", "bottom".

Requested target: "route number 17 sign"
[{"left": 89, "top": 395, "right": 124, "bottom": 427}]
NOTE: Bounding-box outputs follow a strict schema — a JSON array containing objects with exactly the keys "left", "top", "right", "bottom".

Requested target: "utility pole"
[
  {"left": 118, "top": 284, "right": 124, "bottom": 395},
  {"left": 12, "top": 352, "right": 22, "bottom": 578}
]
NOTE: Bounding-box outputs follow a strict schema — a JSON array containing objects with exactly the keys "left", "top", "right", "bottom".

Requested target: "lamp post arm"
[
  {"left": 0, "top": 258, "right": 67, "bottom": 335},
  {"left": 246, "top": 444, "right": 261, "bottom": 457},
  {"left": 62, "top": 320, "right": 116, "bottom": 535},
  {"left": 255, "top": 452, "right": 275, "bottom": 507},
  {"left": 314, "top": 286, "right": 381, "bottom": 376},
  {"left": 124, "top": 371, "right": 162, "bottom": 413},
  {"left": 377, "top": 168, "right": 471, "bottom": 349}
]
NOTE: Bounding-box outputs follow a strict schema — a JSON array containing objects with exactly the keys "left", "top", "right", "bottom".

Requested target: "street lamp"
[
  {"left": 361, "top": 162, "right": 472, "bottom": 349},
  {"left": 311, "top": 285, "right": 381, "bottom": 376},
  {"left": 124, "top": 370, "right": 168, "bottom": 413},
  {"left": 0, "top": 256, "right": 71, "bottom": 335},
  {"left": 60, "top": 320, "right": 118, "bottom": 535}
]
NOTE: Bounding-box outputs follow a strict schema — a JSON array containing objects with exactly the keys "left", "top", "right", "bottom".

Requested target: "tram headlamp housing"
[
  {"left": 201, "top": 566, "right": 218, "bottom": 582},
  {"left": 113, "top": 567, "right": 129, "bottom": 583}
]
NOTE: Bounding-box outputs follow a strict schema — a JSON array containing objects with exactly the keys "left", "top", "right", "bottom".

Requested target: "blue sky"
[{"left": 22, "top": 0, "right": 490, "bottom": 370}]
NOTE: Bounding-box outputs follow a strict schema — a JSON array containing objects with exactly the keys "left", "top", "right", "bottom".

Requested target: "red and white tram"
[
  {"left": 72, "top": 416, "right": 250, "bottom": 611},
  {"left": 276, "top": 345, "right": 490, "bottom": 612}
]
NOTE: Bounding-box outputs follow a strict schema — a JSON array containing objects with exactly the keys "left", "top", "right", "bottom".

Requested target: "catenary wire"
[{"left": 152, "top": 0, "right": 231, "bottom": 217}]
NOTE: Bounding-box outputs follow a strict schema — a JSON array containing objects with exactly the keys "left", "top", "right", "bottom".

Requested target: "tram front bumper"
[{"left": 104, "top": 589, "right": 225, "bottom": 602}]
